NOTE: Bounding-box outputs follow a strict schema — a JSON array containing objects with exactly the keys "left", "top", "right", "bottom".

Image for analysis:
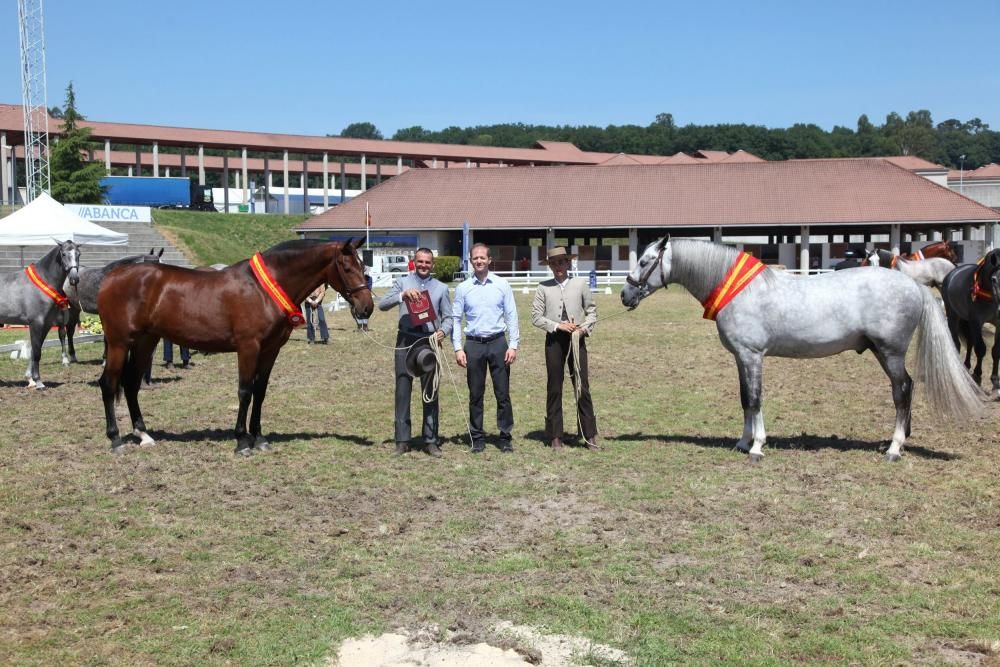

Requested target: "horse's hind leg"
[
  {"left": 66, "top": 308, "right": 79, "bottom": 363},
  {"left": 56, "top": 319, "right": 70, "bottom": 366},
  {"left": 734, "top": 351, "right": 766, "bottom": 462},
  {"left": 122, "top": 338, "right": 158, "bottom": 447},
  {"left": 26, "top": 322, "right": 46, "bottom": 389},
  {"left": 873, "top": 347, "right": 912, "bottom": 462},
  {"left": 969, "top": 319, "right": 987, "bottom": 386},
  {"left": 100, "top": 344, "right": 128, "bottom": 453}
]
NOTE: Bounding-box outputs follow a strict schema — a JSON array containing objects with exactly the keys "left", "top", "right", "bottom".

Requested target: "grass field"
[{"left": 1, "top": 287, "right": 998, "bottom": 666}]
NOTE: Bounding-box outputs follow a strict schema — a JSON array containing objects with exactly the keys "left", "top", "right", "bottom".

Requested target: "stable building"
[{"left": 296, "top": 157, "right": 1000, "bottom": 271}]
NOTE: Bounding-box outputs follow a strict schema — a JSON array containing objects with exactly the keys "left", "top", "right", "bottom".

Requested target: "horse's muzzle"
[{"left": 68, "top": 267, "right": 80, "bottom": 286}]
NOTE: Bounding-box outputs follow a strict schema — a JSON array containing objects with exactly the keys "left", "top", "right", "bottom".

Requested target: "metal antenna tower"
[{"left": 18, "top": 0, "right": 51, "bottom": 202}]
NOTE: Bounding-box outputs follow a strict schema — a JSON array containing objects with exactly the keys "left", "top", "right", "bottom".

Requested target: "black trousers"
[
  {"left": 465, "top": 335, "right": 513, "bottom": 445},
  {"left": 544, "top": 331, "right": 597, "bottom": 440},
  {"left": 393, "top": 334, "right": 439, "bottom": 445}
]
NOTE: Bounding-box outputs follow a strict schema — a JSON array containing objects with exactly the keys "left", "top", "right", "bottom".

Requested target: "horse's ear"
[
  {"left": 342, "top": 238, "right": 355, "bottom": 253},
  {"left": 157, "top": 248, "right": 164, "bottom": 258},
  {"left": 657, "top": 236, "right": 669, "bottom": 250}
]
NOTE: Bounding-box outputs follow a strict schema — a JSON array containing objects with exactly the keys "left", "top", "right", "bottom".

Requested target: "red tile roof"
[
  {"left": 298, "top": 158, "right": 999, "bottom": 233},
  {"left": 880, "top": 155, "right": 946, "bottom": 171}
]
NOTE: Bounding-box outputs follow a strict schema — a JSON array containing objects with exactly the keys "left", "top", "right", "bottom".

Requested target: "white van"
[{"left": 373, "top": 254, "right": 409, "bottom": 273}]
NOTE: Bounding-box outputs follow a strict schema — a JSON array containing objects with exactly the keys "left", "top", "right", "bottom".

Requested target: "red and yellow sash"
[
  {"left": 25, "top": 264, "right": 70, "bottom": 310},
  {"left": 249, "top": 252, "right": 305, "bottom": 327},
  {"left": 702, "top": 252, "right": 766, "bottom": 320},
  {"left": 972, "top": 257, "right": 993, "bottom": 302}
]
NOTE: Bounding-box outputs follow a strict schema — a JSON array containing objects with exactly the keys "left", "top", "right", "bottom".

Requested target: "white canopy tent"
[{"left": 0, "top": 193, "right": 128, "bottom": 246}]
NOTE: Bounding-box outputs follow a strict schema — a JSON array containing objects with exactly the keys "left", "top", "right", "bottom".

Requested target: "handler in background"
[
  {"left": 531, "top": 245, "right": 598, "bottom": 450},
  {"left": 378, "top": 248, "right": 453, "bottom": 457}
]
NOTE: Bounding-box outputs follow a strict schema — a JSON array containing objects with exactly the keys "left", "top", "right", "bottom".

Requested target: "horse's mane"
[
  {"left": 266, "top": 238, "right": 328, "bottom": 254},
  {"left": 670, "top": 239, "right": 775, "bottom": 300}
]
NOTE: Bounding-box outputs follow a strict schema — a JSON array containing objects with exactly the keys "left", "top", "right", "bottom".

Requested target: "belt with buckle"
[{"left": 465, "top": 332, "right": 504, "bottom": 344}]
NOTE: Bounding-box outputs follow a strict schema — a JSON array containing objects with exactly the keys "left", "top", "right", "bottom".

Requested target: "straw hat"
[{"left": 542, "top": 245, "right": 577, "bottom": 265}]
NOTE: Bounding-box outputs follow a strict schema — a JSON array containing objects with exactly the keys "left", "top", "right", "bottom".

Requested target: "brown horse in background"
[
  {"left": 860, "top": 239, "right": 959, "bottom": 267},
  {"left": 96, "top": 239, "right": 373, "bottom": 455}
]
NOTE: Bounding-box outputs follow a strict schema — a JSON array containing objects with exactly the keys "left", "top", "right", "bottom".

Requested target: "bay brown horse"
[{"left": 96, "top": 239, "right": 374, "bottom": 454}]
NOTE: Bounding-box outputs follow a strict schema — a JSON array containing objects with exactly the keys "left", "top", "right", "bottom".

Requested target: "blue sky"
[{"left": 3, "top": 1, "right": 999, "bottom": 138}]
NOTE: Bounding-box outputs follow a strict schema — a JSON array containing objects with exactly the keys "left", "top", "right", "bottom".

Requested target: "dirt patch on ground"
[{"left": 329, "top": 622, "right": 632, "bottom": 666}]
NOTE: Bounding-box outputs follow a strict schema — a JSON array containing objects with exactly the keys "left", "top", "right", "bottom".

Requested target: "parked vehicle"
[
  {"left": 101, "top": 176, "right": 216, "bottom": 211},
  {"left": 370, "top": 253, "right": 409, "bottom": 273}
]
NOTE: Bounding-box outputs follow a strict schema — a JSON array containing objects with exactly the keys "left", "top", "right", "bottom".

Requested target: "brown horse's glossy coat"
[{"left": 96, "top": 239, "right": 373, "bottom": 454}]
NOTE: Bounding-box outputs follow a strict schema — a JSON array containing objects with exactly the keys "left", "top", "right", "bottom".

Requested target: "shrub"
[{"left": 433, "top": 255, "right": 461, "bottom": 283}]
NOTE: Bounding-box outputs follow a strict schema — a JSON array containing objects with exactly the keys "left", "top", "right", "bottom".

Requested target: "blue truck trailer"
[{"left": 100, "top": 176, "right": 216, "bottom": 211}]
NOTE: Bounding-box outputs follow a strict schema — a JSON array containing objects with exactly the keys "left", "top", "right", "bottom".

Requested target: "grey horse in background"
[
  {"left": 863, "top": 248, "right": 956, "bottom": 289},
  {"left": 621, "top": 238, "right": 983, "bottom": 462},
  {"left": 58, "top": 248, "right": 164, "bottom": 363},
  {"left": 0, "top": 239, "right": 81, "bottom": 388}
]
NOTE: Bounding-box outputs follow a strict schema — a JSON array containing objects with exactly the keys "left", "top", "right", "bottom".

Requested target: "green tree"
[
  {"left": 49, "top": 83, "right": 105, "bottom": 204},
  {"left": 338, "top": 122, "right": 383, "bottom": 140}
]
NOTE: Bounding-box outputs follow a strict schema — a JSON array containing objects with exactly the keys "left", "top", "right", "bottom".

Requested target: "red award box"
[{"left": 407, "top": 290, "right": 437, "bottom": 327}]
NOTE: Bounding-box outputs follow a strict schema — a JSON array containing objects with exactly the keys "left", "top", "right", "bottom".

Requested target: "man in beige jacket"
[{"left": 531, "top": 246, "right": 599, "bottom": 450}]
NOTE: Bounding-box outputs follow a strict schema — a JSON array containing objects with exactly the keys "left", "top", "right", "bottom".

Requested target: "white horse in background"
[
  {"left": 621, "top": 238, "right": 983, "bottom": 463},
  {"left": 865, "top": 248, "right": 956, "bottom": 289}
]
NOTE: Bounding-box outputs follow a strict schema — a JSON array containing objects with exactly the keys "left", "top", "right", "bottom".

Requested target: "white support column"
[
  {"left": 628, "top": 228, "right": 638, "bottom": 269},
  {"left": 360, "top": 154, "right": 367, "bottom": 191},
  {"left": 986, "top": 223, "right": 997, "bottom": 251},
  {"left": 397, "top": 155, "right": 402, "bottom": 175},
  {"left": 235, "top": 171, "right": 241, "bottom": 192},
  {"left": 962, "top": 224, "right": 973, "bottom": 241},
  {"left": 712, "top": 226, "right": 722, "bottom": 243},
  {"left": 165, "top": 167, "right": 170, "bottom": 177},
  {"left": 799, "top": 225, "right": 810, "bottom": 272},
  {"left": 152, "top": 142, "right": 159, "bottom": 177},
  {"left": 943, "top": 228, "right": 953, "bottom": 241},
  {"left": 128, "top": 166, "right": 133, "bottom": 177},
  {"left": 322, "top": 152, "right": 329, "bottom": 209},
  {"left": 546, "top": 228, "right": 556, "bottom": 248},
  {"left": 282, "top": 150, "right": 290, "bottom": 215},
  {"left": 104, "top": 138, "right": 111, "bottom": 173},
  {"left": 241, "top": 147, "right": 248, "bottom": 204},
  {"left": 198, "top": 145, "right": 205, "bottom": 185},
  {"left": 466, "top": 159, "right": 471, "bottom": 168},
  {"left": 0, "top": 132, "right": 7, "bottom": 206},
  {"left": 890, "top": 224, "right": 901, "bottom": 255},
  {"left": 432, "top": 157, "right": 437, "bottom": 168}
]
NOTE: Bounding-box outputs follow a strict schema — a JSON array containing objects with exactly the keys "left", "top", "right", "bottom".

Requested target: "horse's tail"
[{"left": 915, "top": 285, "right": 984, "bottom": 420}]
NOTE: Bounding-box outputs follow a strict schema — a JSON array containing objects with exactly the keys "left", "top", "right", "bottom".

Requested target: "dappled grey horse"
[
  {"left": 0, "top": 240, "right": 81, "bottom": 388},
  {"left": 940, "top": 249, "right": 1000, "bottom": 398},
  {"left": 58, "top": 248, "right": 164, "bottom": 362},
  {"left": 621, "top": 238, "right": 982, "bottom": 462}
]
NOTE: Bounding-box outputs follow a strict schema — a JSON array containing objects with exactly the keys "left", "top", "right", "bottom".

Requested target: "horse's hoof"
[
  {"left": 235, "top": 446, "right": 254, "bottom": 457},
  {"left": 252, "top": 437, "right": 271, "bottom": 452},
  {"left": 134, "top": 431, "right": 156, "bottom": 447},
  {"left": 885, "top": 452, "right": 902, "bottom": 463},
  {"left": 111, "top": 444, "right": 127, "bottom": 455},
  {"left": 748, "top": 453, "right": 764, "bottom": 464},
  {"left": 735, "top": 442, "right": 751, "bottom": 453},
  {"left": 33, "top": 382, "right": 46, "bottom": 391}
]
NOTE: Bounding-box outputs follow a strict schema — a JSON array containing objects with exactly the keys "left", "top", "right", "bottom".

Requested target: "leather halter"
[
  {"left": 334, "top": 251, "right": 368, "bottom": 297},
  {"left": 626, "top": 243, "right": 668, "bottom": 291}
]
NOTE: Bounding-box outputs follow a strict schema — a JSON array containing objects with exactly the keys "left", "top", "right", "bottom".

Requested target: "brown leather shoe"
[
  {"left": 394, "top": 442, "right": 408, "bottom": 456},
  {"left": 426, "top": 443, "right": 442, "bottom": 458},
  {"left": 585, "top": 436, "right": 600, "bottom": 451},
  {"left": 550, "top": 437, "right": 563, "bottom": 450}
]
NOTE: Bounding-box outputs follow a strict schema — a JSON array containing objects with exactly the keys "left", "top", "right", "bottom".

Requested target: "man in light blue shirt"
[{"left": 452, "top": 242, "right": 519, "bottom": 453}]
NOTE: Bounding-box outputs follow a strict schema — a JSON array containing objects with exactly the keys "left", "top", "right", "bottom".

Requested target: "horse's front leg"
[
  {"left": 248, "top": 348, "right": 281, "bottom": 452},
  {"left": 969, "top": 318, "right": 987, "bottom": 386},
  {"left": 66, "top": 308, "right": 79, "bottom": 363},
  {"left": 26, "top": 321, "right": 47, "bottom": 389},
  {"left": 56, "top": 318, "right": 70, "bottom": 366},
  {"left": 734, "top": 351, "right": 766, "bottom": 462},
  {"left": 990, "top": 334, "right": 1000, "bottom": 399},
  {"left": 233, "top": 347, "right": 260, "bottom": 456}
]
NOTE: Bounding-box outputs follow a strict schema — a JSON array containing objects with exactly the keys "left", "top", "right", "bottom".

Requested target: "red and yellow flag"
[
  {"left": 249, "top": 252, "right": 305, "bottom": 327},
  {"left": 701, "top": 252, "right": 766, "bottom": 320},
  {"left": 25, "top": 264, "right": 70, "bottom": 310}
]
